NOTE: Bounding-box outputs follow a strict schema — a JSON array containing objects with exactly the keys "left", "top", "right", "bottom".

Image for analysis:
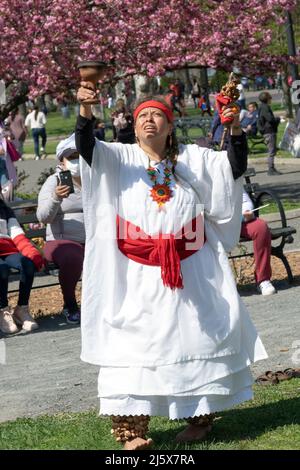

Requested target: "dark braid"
[
  {"left": 165, "top": 131, "right": 179, "bottom": 176},
  {"left": 133, "top": 95, "right": 179, "bottom": 175}
]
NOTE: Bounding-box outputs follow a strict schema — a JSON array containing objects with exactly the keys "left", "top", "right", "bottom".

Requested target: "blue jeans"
[
  {"left": 32, "top": 128, "right": 47, "bottom": 157},
  {"left": 0, "top": 253, "right": 36, "bottom": 308}
]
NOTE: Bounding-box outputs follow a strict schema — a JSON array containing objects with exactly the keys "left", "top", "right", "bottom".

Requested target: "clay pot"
[{"left": 78, "top": 60, "right": 107, "bottom": 104}]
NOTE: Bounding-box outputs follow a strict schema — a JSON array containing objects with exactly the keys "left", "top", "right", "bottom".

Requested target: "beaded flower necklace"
[{"left": 146, "top": 159, "right": 173, "bottom": 208}]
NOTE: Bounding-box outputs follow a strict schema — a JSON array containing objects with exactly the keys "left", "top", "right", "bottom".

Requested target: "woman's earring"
[{"left": 169, "top": 134, "right": 173, "bottom": 147}]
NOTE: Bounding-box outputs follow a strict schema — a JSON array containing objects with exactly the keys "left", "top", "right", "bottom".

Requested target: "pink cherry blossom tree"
[{"left": 0, "top": 0, "right": 297, "bottom": 119}]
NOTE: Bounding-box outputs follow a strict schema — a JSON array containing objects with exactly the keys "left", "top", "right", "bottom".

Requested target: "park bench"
[
  {"left": 247, "top": 133, "right": 267, "bottom": 153},
  {"left": 229, "top": 167, "right": 297, "bottom": 283},
  {"left": 174, "top": 117, "right": 212, "bottom": 144},
  {"left": 174, "top": 117, "right": 267, "bottom": 155}
]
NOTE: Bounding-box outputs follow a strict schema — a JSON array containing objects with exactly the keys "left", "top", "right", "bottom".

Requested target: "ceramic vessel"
[{"left": 78, "top": 60, "right": 107, "bottom": 104}]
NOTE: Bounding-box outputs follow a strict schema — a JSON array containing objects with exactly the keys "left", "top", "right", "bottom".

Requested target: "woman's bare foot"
[
  {"left": 175, "top": 424, "right": 212, "bottom": 443},
  {"left": 124, "top": 437, "right": 153, "bottom": 450}
]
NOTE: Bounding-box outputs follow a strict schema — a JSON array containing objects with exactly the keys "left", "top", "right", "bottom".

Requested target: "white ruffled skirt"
[{"left": 98, "top": 354, "right": 261, "bottom": 419}]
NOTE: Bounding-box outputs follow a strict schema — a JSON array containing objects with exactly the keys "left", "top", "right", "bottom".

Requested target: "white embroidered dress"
[{"left": 80, "top": 141, "right": 267, "bottom": 419}]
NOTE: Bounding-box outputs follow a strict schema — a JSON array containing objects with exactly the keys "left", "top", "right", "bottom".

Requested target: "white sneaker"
[
  {"left": 13, "top": 305, "right": 38, "bottom": 332},
  {"left": 0, "top": 307, "right": 19, "bottom": 334},
  {"left": 258, "top": 280, "right": 276, "bottom": 296},
  {"left": 34, "top": 155, "right": 40, "bottom": 160}
]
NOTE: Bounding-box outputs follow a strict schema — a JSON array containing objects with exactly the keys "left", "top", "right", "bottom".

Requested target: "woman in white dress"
[{"left": 75, "top": 84, "right": 267, "bottom": 450}]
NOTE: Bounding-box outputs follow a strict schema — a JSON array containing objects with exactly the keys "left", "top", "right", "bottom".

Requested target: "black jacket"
[{"left": 258, "top": 103, "right": 280, "bottom": 135}]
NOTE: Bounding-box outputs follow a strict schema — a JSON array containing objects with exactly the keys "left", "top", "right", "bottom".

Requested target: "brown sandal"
[
  {"left": 255, "top": 371, "right": 279, "bottom": 385},
  {"left": 283, "top": 368, "right": 300, "bottom": 379},
  {"left": 273, "top": 370, "right": 292, "bottom": 382}
]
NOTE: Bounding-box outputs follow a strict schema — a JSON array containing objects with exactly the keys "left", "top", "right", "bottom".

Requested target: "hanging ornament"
[{"left": 147, "top": 163, "right": 173, "bottom": 208}]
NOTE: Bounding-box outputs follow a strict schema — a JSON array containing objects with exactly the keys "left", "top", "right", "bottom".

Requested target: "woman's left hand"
[
  {"left": 222, "top": 105, "right": 242, "bottom": 134},
  {"left": 222, "top": 106, "right": 240, "bottom": 125}
]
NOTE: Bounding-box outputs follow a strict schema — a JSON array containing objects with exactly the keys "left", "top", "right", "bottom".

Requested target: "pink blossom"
[{"left": 0, "top": 0, "right": 297, "bottom": 99}]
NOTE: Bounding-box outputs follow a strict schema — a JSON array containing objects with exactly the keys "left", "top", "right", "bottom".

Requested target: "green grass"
[
  {"left": 23, "top": 110, "right": 114, "bottom": 154},
  {"left": 259, "top": 200, "right": 300, "bottom": 215},
  {"left": 23, "top": 140, "right": 58, "bottom": 155},
  {"left": 23, "top": 108, "right": 203, "bottom": 154},
  {"left": 22, "top": 106, "right": 293, "bottom": 160},
  {"left": 45, "top": 111, "right": 77, "bottom": 136},
  {"left": 248, "top": 122, "right": 292, "bottom": 158},
  {"left": 271, "top": 103, "right": 285, "bottom": 112},
  {"left": 23, "top": 111, "right": 77, "bottom": 154},
  {"left": 0, "top": 380, "right": 299, "bottom": 450}
]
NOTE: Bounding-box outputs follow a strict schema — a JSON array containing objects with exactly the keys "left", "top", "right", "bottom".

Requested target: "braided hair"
[{"left": 133, "top": 95, "right": 179, "bottom": 175}]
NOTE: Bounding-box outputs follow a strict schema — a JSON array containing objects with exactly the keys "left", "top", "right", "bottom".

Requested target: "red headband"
[{"left": 133, "top": 100, "right": 174, "bottom": 122}]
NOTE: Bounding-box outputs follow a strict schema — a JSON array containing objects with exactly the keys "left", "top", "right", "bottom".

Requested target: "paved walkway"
[{"left": 1, "top": 280, "right": 299, "bottom": 423}]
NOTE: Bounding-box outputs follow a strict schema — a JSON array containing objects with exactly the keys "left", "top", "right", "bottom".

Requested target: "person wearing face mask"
[{"left": 36, "top": 134, "right": 85, "bottom": 324}]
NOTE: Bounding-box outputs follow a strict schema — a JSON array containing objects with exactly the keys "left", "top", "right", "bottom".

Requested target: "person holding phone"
[
  {"left": 36, "top": 135, "right": 85, "bottom": 324},
  {"left": 241, "top": 191, "right": 276, "bottom": 295}
]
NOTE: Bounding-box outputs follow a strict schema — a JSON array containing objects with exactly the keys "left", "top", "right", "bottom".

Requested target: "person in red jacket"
[{"left": 0, "top": 196, "right": 44, "bottom": 334}]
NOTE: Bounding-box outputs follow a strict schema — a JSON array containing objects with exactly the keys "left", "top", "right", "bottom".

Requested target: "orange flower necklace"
[{"left": 147, "top": 160, "right": 173, "bottom": 208}]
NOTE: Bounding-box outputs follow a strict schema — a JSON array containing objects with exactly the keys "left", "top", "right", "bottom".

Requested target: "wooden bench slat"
[
  {"left": 244, "top": 183, "right": 259, "bottom": 193},
  {"left": 244, "top": 168, "right": 256, "bottom": 177},
  {"left": 8, "top": 200, "right": 38, "bottom": 210},
  {"left": 17, "top": 214, "right": 40, "bottom": 224},
  {"left": 270, "top": 226, "right": 296, "bottom": 239}
]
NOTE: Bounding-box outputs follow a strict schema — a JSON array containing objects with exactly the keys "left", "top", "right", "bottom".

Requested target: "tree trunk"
[
  {"left": 114, "top": 79, "right": 125, "bottom": 100},
  {"left": 282, "top": 67, "right": 294, "bottom": 119},
  {"left": 133, "top": 75, "right": 150, "bottom": 99},
  {"left": 0, "top": 81, "right": 29, "bottom": 121},
  {"left": 184, "top": 67, "right": 192, "bottom": 96}
]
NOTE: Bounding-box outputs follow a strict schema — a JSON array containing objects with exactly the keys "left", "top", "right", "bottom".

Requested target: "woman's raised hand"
[
  {"left": 77, "top": 81, "right": 99, "bottom": 118},
  {"left": 77, "top": 81, "right": 98, "bottom": 104}
]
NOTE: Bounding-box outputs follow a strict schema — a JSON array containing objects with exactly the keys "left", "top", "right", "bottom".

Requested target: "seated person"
[
  {"left": 240, "top": 102, "right": 258, "bottom": 136},
  {"left": 37, "top": 135, "right": 85, "bottom": 324},
  {"left": 240, "top": 191, "right": 276, "bottom": 295},
  {"left": 0, "top": 195, "right": 44, "bottom": 334}
]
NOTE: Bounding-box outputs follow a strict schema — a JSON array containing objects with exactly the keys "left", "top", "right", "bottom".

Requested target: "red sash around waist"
[{"left": 117, "top": 215, "right": 205, "bottom": 290}]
